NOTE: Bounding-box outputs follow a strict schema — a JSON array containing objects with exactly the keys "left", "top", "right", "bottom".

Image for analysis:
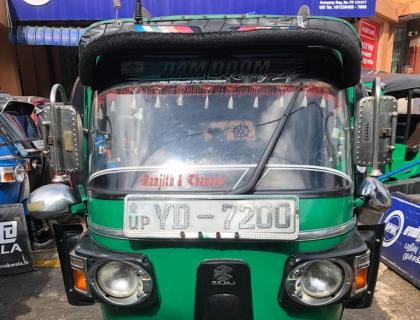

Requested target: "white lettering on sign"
[
  {"left": 23, "top": 0, "right": 51, "bottom": 5},
  {"left": 360, "top": 19, "right": 380, "bottom": 69},
  {"left": 0, "top": 221, "right": 22, "bottom": 255},
  {"left": 0, "top": 221, "right": 17, "bottom": 244},
  {"left": 404, "top": 226, "right": 420, "bottom": 242},
  {"left": 318, "top": 0, "right": 368, "bottom": 11}
]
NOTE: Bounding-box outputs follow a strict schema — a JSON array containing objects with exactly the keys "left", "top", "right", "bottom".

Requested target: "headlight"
[
  {"left": 301, "top": 260, "right": 343, "bottom": 298},
  {"left": 14, "top": 164, "right": 26, "bottom": 183},
  {"left": 91, "top": 260, "right": 154, "bottom": 306},
  {"left": 97, "top": 261, "right": 139, "bottom": 298},
  {"left": 285, "top": 259, "right": 352, "bottom": 306}
]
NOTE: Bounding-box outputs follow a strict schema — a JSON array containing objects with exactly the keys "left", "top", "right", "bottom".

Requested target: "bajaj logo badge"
[{"left": 212, "top": 265, "right": 236, "bottom": 286}]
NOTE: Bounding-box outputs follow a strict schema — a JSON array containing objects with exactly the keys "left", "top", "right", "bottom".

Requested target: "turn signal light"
[
  {"left": 72, "top": 268, "right": 88, "bottom": 294},
  {"left": 2, "top": 171, "right": 14, "bottom": 182},
  {"left": 352, "top": 251, "right": 370, "bottom": 295},
  {"left": 355, "top": 267, "right": 368, "bottom": 291},
  {"left": 0, "top": 167, "right": 16, "bottom": 183}
]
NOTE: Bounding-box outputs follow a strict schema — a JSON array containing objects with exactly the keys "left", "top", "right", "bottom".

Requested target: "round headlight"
[
  {"left": 300, "top": 260, "right": 343, "bottom": 298},
  {"left": 285, "top": 259, "right": 352, "bottom": 306},
  {"left": 97, "top": 261, "right": 139, "bottom": 298},
  {"left": 91, "top": 260, "right": 154, "bottom": 306},
  {"left": 14, "top": 165, "right": 26, "bottom": 183}
]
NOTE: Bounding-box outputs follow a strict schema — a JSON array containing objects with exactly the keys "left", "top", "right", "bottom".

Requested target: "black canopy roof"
[
  {"left": 78, "top": 16, "right": 361, "bottom": 88},
  {"left": 361, "top": 69, "right": 420, "bottom": 98}
]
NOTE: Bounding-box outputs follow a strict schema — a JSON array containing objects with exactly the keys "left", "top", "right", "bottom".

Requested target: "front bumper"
[{"left": 54, "top": 223, "right": 384, "bottom": 319}]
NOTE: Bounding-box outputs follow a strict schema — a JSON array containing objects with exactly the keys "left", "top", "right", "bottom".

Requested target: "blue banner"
[
  {"left": 380, "top": 194, "right": 420, "bottom": 288},
  {"left": 8, "top": 0, "right": 376, "bottom": 22}
]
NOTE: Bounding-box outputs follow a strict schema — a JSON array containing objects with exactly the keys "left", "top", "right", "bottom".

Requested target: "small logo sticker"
[
  {"left": 383, "top": 210, "right": 405, "bottom": 247},
  {"left": 212, "top": 265, "right": 236, "bottom": 286}
]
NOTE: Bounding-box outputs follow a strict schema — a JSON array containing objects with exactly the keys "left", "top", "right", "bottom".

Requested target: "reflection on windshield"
[{"left": 90, "top": 82, "right": 351, "bottom": 193}]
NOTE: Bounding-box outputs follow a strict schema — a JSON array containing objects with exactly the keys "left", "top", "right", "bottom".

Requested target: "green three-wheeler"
[
  {"left": 361, "top": 69, "right": 420, "bottom": 183},
  {"left": 28, "top": 14, "right": 399, "bottom": 320}
]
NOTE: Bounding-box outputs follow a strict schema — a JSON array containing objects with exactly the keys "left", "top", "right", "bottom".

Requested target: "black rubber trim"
[
  {"left": 53, "top": 224, "right": 95, "bottom": 306},
  {"left": 73, "top": 232, "right": 160, "bottom": 309},
  {"left": 344, "top": 224, "right": 385, "bottom": 309},
  {"left": 278, "top": 230, "right": 368, "bottom": 308}
]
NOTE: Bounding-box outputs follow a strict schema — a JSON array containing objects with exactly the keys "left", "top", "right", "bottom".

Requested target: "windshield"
[{"left": 89, "top": 82, "right": 352, "bottom": 194}]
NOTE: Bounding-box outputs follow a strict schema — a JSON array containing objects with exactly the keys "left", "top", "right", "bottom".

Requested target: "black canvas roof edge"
[
  {"left": 78, "top": 16, "right": 361, "bottom": 88},
  {"left": 361, "top": 69, "right": 420, "bottom": 97}
]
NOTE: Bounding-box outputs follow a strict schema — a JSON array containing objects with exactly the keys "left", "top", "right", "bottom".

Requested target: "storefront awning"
[{"left": 9, "top": 26, "right": 85, "bottom": 46}]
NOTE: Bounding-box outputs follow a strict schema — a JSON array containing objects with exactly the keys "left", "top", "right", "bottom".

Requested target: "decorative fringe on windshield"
[{"left": 108, "top": 83, "right": 334, "bottom": 98}]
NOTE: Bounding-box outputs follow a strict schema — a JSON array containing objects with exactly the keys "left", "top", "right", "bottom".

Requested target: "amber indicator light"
[
  {"left": 355, "top": 267, "right": 368, "bottom": 290},
  {"left": 72, "top": 268, "right": 88, "bottom": 293}
]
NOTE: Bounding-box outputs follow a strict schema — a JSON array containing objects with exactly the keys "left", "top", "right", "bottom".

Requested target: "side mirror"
[
  {"left": 353, "top": 77, "right": 398, "bottom": 176},
  {"left": 38, "top": 84, "right": 83, "bottom": 181},
  {"left": 358, "top": 177, "right": 391, "bottom": 214},
  {"left": 27, "top": 183, "right": 77, "bottom": 220}
]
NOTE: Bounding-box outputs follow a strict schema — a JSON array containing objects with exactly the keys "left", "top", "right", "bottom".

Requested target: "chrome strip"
[
  {"left": 88, "top": 164, "right": 353, "bottom": 185},
  {"left": 265, "top": 165, "right": 353, "bottom": 184},
  {"left": 88, "top": 220, "right": 126, "bottom": 239},
  {"left": 88, "top": 216, "right": 357, "bottom": 241},
  {"left": 298, "top": 217, "right": 357, "bottom": 241}
]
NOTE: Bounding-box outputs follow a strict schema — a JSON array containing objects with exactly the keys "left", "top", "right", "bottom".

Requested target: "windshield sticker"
[
  {"left": 89, "top": 168, "right": 250, "bottom": 192},
  {"left": 203, "top": 121, "right": 256, "bottom": 142},
  {"left": 121, "top": 59, "right": 271, "bottom": 79},
  {"left": 133, "top": 25, "right": 285, "bottom": 34},
  {"left": 140, "top": 173, "right": 226, "bottom": 190},
  {"left": 134, "top": 25, "right": 195, "bottom": 33},
  {"left": 133, "top": 25, "right": 301, "bottom": 34}
]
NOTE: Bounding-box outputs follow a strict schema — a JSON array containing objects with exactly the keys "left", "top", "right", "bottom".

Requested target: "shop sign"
[
  {"left": 379, "top": 195, "right": 420, "bottom": 288},
  {"left": 360, "top": 19, "right": 381, "bottom": 70},
  {"left": 8, "top": 0, "right": 376, "bottom": 22},
  {"left": 0, "top": 204, "right": 34, "bottom": 276}
]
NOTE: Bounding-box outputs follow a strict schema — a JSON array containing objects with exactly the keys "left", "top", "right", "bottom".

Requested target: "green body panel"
[
  {"left": 95, "top": 231, "right": 347, "bottom": 320},
  {"left": 86, "top": 196, "right": 353, "bottom": 320},
  {"left": 389, "top": 143, "right": 420, "bottom": 180}
]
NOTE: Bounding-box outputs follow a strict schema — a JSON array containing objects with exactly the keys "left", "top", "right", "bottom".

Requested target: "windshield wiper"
[{"left": 228, "top": 82, "right": 304, "bottom": 195}]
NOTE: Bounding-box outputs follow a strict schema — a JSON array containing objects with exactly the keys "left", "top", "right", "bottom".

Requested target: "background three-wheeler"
[{"left": 0, "top": 92, "right": 46, "bottom": 275}]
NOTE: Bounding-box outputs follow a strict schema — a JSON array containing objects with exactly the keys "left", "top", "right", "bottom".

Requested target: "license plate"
[{"left": 123, "top": 195, "right": 299, "bottom": 240}]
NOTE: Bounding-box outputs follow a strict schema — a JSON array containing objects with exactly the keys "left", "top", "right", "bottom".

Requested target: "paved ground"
[
  {"left": 0, "top": 251, "right": 418, "bottom": 320},
  {"left": 342, "top": 263, "right": 420, "bottom": 320}
]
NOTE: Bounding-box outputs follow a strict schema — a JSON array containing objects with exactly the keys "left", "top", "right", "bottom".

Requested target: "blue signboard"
[
  {"left": 380, "top": 194, "right": 420, "bottom": 288},
  {"left": 8, "top": 0, "right": 376, "bottom": 22}
]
